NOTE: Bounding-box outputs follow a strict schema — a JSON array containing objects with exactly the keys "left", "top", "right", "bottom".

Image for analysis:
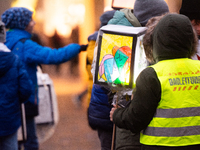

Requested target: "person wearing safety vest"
[{"left": 110, "top": 13, "right": 200, "bottom": 149}]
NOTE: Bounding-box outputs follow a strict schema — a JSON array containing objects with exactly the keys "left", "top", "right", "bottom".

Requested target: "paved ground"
[{"left": 38, "top": 76, "right": 101, "bottom": 150}]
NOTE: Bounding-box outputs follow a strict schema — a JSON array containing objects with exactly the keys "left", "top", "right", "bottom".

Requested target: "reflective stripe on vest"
[{"left": 140, "top": 58, "right": 200, "bottom": 146}]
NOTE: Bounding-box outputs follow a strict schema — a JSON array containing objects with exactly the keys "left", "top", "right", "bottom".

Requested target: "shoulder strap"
[
  {"left": 20, "top": 38, "right": 27, "bottom": 43},
  {"left": 10, "top": 38, "right": 28, "bottom": 51}
]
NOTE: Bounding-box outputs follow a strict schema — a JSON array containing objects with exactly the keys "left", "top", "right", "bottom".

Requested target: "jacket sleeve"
[
  {"left": 113, "top": 67, "right": 161, "bottom": 133},
  {"left": 17, "top": 57, "right": 32, "bottom": 103},
  {"left": 24, "top": 40, "right": 81, "bottom": 64}
]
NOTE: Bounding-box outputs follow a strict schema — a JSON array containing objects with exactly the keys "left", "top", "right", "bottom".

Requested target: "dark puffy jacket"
[
  {"left": 5, "top": 29, "right": 80, "bottom": 117},
  {"left": 88, "top": 84, "right": 113, "bottom": 131},
  {"left": 0, "top": 49, "right": 31, "bottom": 136}
]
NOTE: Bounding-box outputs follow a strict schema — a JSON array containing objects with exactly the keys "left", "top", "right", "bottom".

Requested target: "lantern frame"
[{"left": 94, "top": 25, "right": 147, "bottom": 89}]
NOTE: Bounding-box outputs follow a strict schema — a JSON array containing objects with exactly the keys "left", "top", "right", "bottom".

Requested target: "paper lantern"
[{"left": 94, "top": 25, "right": 147, "bottom": 89}]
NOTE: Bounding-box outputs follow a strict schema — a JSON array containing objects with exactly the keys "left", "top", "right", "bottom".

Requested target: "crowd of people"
[{"left": 0, "top": 0, "right": 200, "bottom": 150}]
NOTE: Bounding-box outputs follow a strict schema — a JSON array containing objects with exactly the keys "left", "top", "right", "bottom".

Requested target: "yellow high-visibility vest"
[{"left": 140, "top": 58, "right": 200, "bottom": 146}]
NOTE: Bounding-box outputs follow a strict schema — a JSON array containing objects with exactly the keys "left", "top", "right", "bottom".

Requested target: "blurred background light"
[{"left": 11, "top": 0, "right": 38, "bottom": 14}]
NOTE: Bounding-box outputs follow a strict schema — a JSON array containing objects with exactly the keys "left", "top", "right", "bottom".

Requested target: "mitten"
[{"left": 79, "top": 44, "right": 88, "bottom": 52}]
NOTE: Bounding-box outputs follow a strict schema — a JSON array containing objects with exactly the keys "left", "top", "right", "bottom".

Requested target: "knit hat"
[
  {"left": 100, "top": 10, "right": 116, "bottom": 27},
  {"left": 180, "top": 0, "right": 200, "bottom": 21},
  {"left": 134, "top": 0, "right": 169, "bottom": 26},
  {"left": 1, "top": 7, "right": 33, "bottom": 30},
  {"left": 0, "top": 21, "right": 6, "bottom": 43}
]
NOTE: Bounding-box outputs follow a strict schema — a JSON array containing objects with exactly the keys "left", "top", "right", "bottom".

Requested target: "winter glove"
[{"left": 79, "top": 44, "right": 88, "bottom": 52}]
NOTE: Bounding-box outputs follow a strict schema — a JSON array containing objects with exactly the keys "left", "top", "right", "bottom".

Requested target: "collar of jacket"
[{"left": 120, "top": 8, "right": 141, "bottom": 27}]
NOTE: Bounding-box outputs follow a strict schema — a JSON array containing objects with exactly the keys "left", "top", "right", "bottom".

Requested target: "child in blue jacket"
[
  {"left": 1, "top": 7, "right": 87, "bottom": 150},
  {"left": 0, "top": 21, "right": 32, "bottom": 150}
]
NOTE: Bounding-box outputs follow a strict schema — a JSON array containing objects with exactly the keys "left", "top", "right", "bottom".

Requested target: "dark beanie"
[
  {"left": 100, "top": 10, "right": 116, "bottom": 27},
  {"left": 180, "top": 0, "right": 200, "bottom": 21},
  {"left": 1, "top": 7, "right": 33, "bottom": 30},
  {"left": 134, "top": 0, "right": 169, "bottom": 26}
]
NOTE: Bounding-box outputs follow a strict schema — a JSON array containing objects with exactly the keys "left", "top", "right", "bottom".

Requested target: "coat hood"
[
  {"left": 152, "top": 14, "right": 195, "bottom": 62},
  {"left": 5, "top": 29, "right": 31, "bottom": 50},
  {"left": 108, "top": 9, "right": 141, "bottom": 27},
  {"left": 0, "top": 51, "right": 15, "bottom": 77},
  {"left": 121, "top": 9, "right": 141, "bottom": 27}
]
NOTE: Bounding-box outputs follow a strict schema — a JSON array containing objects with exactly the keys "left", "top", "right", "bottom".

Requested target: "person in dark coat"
[
  {"left": 0, "top": 21, "right": 32, "bottom": 150},
  {"left": 1, "top": 7, "right": 87, "bottom": 150},
  {"left": 107, "top": 0, "right": 169, "bottom": 149},
  {"left": 110, "top": 13, "right": 200, "bottom": 150},
  {"left": 87, "top": 10, "right": 116, "bottom": 150}
]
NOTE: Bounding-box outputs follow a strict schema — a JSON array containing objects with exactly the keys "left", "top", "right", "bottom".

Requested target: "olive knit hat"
[
  {"left": 1, "top": 7, "right": 33, "bottom": 30},
  {"left": 134, "top": 0, "right": 169, "bottom": 26}
]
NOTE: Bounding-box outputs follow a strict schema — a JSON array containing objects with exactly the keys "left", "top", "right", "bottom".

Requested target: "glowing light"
[
  {"left": 104, "top": 0, "right": 112, "bottom": 9},
  {"left": 119, "top": 70, "right": 130, "bottom": 85},
  {"left": 66, "top": 4, "right": 85, "bottom": 28},
  {"left": 11, "top": 0, "right": 38, "bottom": 16},
  {"left": 56, "top": 24, "right": 72, "bottom": 37},
  {"left": 68, "top": 4, "right": 85, "bottom": 18},
  {"left": 97, "top": 33, "right": 133, "bottom": 86},
  {"left": 112, "top": 0, "right": 135, "bottom": 9},
  {"left": 104, "top": 6, "right": 113, "bottom": 12},
  {"left": 42, "top": 0, "right": 85, "bottom": 37}
]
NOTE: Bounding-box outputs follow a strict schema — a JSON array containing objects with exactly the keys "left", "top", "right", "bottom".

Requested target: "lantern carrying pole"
[
  {"left": 111, "top": 91, "right": 119, "bottom": 150},
  {"left": 111, "top": 124, "right": 116, "bottom": 150}
]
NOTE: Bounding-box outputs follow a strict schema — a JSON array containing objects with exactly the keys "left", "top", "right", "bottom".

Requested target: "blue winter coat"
[
  {"left": 88, "top": 84, "right": 113, "bottom": 131},
  {"left": 0, "top": 50, "right": 31, "bottom": 136},
  {"left": 5, "top": 29, "right": 81, "bottom": 117}
]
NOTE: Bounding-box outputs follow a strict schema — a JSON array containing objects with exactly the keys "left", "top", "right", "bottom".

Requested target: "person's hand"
[
  {"left": 79, "top": 44, "right": 88, "bottom": 52},
  {"left": 110, "top": 104, "right": 117, "bottom": 122}
]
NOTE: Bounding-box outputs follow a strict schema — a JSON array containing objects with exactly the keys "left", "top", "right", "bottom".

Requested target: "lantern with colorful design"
[{"left": 94, "top": 25, "right": 147, "bottom": 89}]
